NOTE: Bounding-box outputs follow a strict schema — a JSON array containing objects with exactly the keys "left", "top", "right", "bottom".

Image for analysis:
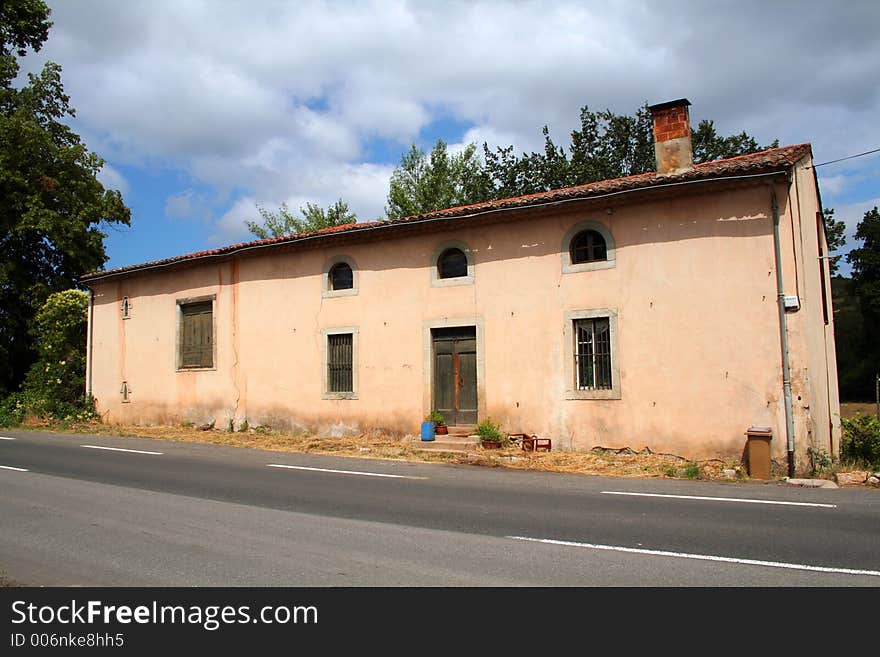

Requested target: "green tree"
[
  {"left": 847, "top": 207, "right": 880, "bottom": 323},
  {"left": 483, "top": 103, "right": 776, "bottom": 199},
  {"left": 385, "top": 140, "right": 490, "bottom": 220},
  {"left": 822, "top": 207, "right": 847, "bottom": 276},
  {"left": 691, "top": 119, "right": 779, "bottom": 163},
  {"left": 0, "top": 1, "right": 130, "bottom": 396},
  {"left": 246, "top": 198, "right": 356, "bottom": 239}
]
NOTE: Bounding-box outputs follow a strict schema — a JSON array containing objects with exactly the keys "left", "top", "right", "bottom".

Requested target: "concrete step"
[{"left": 441, "top": 425, "right": 477, "bottom": 437}]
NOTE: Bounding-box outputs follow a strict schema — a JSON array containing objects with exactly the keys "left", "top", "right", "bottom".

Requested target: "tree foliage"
[
  {"left": 0, "top": 1, "right": 130, "bottom": 395},
  {"left": 481, "top": 103, "right": 778, "bottom": 200},
  {"left": 23, "top": 289, "right": 90, "bottom": 407},
  {"left": 246, "top": 199, "right": 356, "bottom": 239},
  {"left": 385, "top": 140, "right": 490, "bottom": 220},
  {"left": 0, "top": 290, "right": 94, "bottom": 426},
  {"left": 847, "top": 207, "right": 880, "bottom": 323},
  {"left": 822, "top": 208, "right": 847, "bottom": 276},
  {"left": 386, "top": 103, "right": 776, "bottom": 218}
]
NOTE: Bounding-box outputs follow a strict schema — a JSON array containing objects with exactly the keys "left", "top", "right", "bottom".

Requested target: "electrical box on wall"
[{"left": 783, "top": 295, "right": 800, "bottom": 311}]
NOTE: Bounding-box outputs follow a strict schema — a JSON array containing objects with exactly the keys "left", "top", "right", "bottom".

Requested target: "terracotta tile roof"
[{"left": 80, "top": 142, "right": 811, "bottom": 281}]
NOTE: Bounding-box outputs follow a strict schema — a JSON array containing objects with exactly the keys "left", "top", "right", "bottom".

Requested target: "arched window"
[
  {"left": 570, "top": 230, "right": 607, "bottom": 264},
  {"left": 329, "top": 262, "right": 353, "bottom": 290},
  {"left": 323, "top": 256, "right": 358, "bottom": 298},
  {"left": 437, "top": 248, "right": 468, "bottom": 279},
  {"left": 561, "top": 222, "right": 615, "bottom": 274}
]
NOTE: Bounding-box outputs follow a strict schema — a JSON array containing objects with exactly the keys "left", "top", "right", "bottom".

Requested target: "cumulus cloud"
[
  {"left": 96, "top": 163, "right": 128, "bottom": 195},
  {"left": 164, "top": 190, "right": 213, "bottom": 224},
  {"left": 24, "top": 0, "right": 880, "bottom": 256}
]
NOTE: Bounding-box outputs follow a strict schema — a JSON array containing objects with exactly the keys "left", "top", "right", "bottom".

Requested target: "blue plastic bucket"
[{"left": 420, "top": 421, "right": 435, "bottom": 442}]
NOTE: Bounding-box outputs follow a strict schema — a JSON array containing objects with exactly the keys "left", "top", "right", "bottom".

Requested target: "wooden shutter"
[{"left": 180, "top": 302, "right": 213, "bottom": 368}]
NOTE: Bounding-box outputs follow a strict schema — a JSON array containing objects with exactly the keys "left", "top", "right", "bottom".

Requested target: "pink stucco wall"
[{"left": 87, "top": 167, "right": 839, "bottom": 466}]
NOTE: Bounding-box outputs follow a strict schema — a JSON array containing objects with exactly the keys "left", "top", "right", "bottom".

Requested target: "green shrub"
[
  {"left": 682, "top": 462, "right": 701, "bottom": 479},
  {"left": 841, "top": 415, "right": 880, "bottom": 469},
  {"left": 0, "top": 290, "right": 97, "bottom": 426},
  {"left": 476, "top": 417, "right": 507, "bottom": 445},
  {"left": 425, "top": 410, "right": 445, "bottom": 425},
  {"left": 0, "top": 392, "right": 27, "bottom": 427}
]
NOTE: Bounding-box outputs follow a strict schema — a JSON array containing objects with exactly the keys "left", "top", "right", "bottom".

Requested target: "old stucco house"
[{"left": 80, "top": 99, "right": 840, "bottom": 475}]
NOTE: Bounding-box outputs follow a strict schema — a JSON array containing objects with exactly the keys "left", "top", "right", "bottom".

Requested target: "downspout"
[
  {"left": 770, "top": 184, "right": 796, "bottom": 477},
  {"left": 85, "top": 287, "right": 94, "bottom": 400}
]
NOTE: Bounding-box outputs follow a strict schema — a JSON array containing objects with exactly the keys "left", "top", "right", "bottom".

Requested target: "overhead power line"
[{"left": 809, "top": 147, "right": 880, "bottom": 169}]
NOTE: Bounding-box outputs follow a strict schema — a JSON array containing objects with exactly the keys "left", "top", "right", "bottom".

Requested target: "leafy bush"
[
  {"left": 0, "top": 290, "right": 96, "bottom": 426},
  {"left": 682, "top": 462, "right": 701, "bottom": 479},
  {"left": 841, "top": 415, "right": 880, "bottom": 469},
  {"left": 476, "top": 417, "right": 506, "bottom": 444},
  {"left": 425, "top": 410, "right": 445, "bottom": 425}
]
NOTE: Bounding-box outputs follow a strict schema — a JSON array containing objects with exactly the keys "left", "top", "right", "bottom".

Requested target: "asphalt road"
[{"left": 1, "top": 430, "right": 878, "bottom": 586}]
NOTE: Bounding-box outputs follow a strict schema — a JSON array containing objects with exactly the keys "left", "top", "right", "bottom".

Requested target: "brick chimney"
[{"left": 648, "top": 98, "right": 693, "bottom": 174}]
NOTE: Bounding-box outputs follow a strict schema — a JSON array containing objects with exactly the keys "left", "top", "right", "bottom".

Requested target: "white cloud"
[
  {"left": 96, "top": 163, "right": 128, "bottom": 195},
  {"left": 23, "top": 0, "right": 880, "bottom": 259},
  {"left": 164, "top": 190, "right": 213, "bottom": 224}
]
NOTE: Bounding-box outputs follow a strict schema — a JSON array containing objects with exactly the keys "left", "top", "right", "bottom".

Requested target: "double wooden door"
[{"left": 432, "top": 327, "right": 477, "bottom": 426}]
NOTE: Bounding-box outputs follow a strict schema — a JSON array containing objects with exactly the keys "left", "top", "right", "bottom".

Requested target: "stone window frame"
[
  {"left": 430, "top": 240, "right": 475, "bottom": 287},
  {"left": 322, "top": 255, "right": 359, "bottom": 298},
  {"left": 561, "top": 221, "right": 616, "bottom": 274},
  {"left": 175, "top": 294, "right": 217, "bottom": 372},
  {"left": 563, "top": 308, "right": 621, "bottom": 400},
  {"left": 321, "top": 326, "right": 359, "bottom": 400}
]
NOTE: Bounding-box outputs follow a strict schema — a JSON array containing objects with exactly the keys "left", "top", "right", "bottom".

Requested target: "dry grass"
[
  {"left": 20, "top": 419, "right": 752, "bottom": 482},
  {"left": 840, "top": 402, "right": 879, "bottom": 419}
]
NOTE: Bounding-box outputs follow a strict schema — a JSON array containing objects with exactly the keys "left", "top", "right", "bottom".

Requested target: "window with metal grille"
[
  {"left": 570, "top": 230, "right": 607, "bottom": 264},
  {"left": 329, "top": 262, "right": 353, "bottom": 290},
  {"left": 179, "top": 301, "right": 213, "bottom": 369},
  {"left": 327, "top": 333, "right": 353, "bottom": 393},
  {"left": 437, "top": 248, "right": 468, "bottom": 279},
  {"left": 121, "top": 296, "right": 130, "bottom": 319},
  {"left": 574, "top": 317, "right": 612, "bottom": 390}
]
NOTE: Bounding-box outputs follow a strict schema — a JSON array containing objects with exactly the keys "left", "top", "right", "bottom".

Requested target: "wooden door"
[{"left": 433, "top": 327, "right": 477, "bottom": 426}]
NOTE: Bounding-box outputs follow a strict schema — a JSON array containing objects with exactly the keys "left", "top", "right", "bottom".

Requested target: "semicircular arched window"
[
  {"left": 569, "top": 230, "right": 608, "bottom": 265},
  {"left": 437, "top": 248, "right": 469, "bottom": 279},
  {"left": 329, "top": 262, "right": 354, "bottom": 290}
]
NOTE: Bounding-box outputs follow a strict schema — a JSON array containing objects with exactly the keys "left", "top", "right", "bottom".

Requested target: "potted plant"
[
  {"left": 476, "top": 417, "right": 506, "bottom": 449},
  {"left": 426, "top": 410, "right": 448, "bottom": 435}
]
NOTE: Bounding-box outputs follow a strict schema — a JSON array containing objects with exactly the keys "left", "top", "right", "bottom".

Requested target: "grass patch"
[{"left": 10, "top": 419, "right": 756, "bottom": 482}]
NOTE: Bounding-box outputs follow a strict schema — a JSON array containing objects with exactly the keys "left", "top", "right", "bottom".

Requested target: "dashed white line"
[
  {"left": 0, "top": 464, "right": 28, "bottom": 472},
  {"left": 267, "top": 464, "right": 425, "bottom": 480},
  {"left": 507, "top": 536, "right": 880, "bottom": 578},
  {"left": 0, "top": 436, "right": 16, "bottom": 440},
  {"left": 80, "top": 445, "right": 163, "bottom": 456},
  {"left": 601, "top": 490, "right": 836, "bottom": 509}
]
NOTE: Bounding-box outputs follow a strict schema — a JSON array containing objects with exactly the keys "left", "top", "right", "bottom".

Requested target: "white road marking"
[
  {"left": 267, "top": 464, "right": 426, "bottom": 480},
  {"left": 601, "top": 490, "right": 837, "bottom": 509},
  {"left": 507, "top": 536, "right": 880, "bottom": 578},
  {"left": 0, "top": 436, "right": 16, "bottom": 440},
  {"left": 80, "top": 445, "right": 163, "bottom": 456},
  {"left": 0, "top": 464, "right": 28, "bottom": 472}
]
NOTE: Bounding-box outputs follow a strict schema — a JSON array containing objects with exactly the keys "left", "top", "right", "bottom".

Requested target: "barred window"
[
  {"left": 574, "top": 317, "right": 612, "bottom": 390},
  {"left": 327, "top": 333, "right": 353, "bottom": 393},
  {"left": 121, "top": 296, "right": 130, "bottom": 319},
  {"left": 179, "top": 301, "right": 213, "bottom": 369}
]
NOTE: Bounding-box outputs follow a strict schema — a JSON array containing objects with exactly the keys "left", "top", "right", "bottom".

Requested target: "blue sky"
[{"left": 21, "top": 1, "right": 880, "bottom": 275}]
